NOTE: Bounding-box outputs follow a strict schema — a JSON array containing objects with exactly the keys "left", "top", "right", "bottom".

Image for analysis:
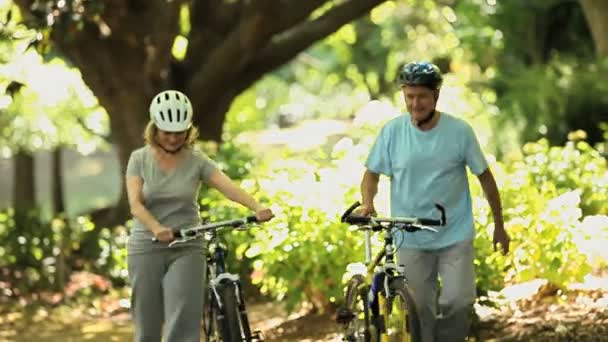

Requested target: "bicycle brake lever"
[
  {"left": 417, "top": 225, "right": 439, "bottom": 233},
  {"left": 168, "top": 235, "right": 197, "bottom": 247}
]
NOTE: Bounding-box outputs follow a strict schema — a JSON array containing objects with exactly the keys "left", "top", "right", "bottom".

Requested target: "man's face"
[
  {"left": 156, "top": 129, "right": 188, "bottom": 152},
  {"left": 402, "top": 85, "right": 438, "bottom": 121}
]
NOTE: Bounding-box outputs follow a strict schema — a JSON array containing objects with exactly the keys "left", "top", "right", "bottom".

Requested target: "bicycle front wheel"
[
  {"left": 215, "top": 280, "right": 246, "bottom": 342},
  {"left": 339, "top": 274, "right": 375, "bottom": 342},
  {"left": 384, "top": 278, "right": 421, "bottom": 342}
]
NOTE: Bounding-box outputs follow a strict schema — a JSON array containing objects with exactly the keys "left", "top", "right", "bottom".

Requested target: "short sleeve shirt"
[
  {"left": 125, "top": 145, "right": 218, "bottom": 254},
  {"left": 365, "top": 113, "right": 488, "bottom": 249}
]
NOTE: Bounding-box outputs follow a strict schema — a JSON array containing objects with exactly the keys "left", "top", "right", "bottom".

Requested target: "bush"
[{"left": 471, "top": 136, "right": 607, "bottom": 300}]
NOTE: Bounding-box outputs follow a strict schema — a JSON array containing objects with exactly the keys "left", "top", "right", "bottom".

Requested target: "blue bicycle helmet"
[{"left": 398, "top": 61, "right": 443, "bottom": 90}]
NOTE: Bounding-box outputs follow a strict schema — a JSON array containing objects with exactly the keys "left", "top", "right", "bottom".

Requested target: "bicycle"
[
  {"left": 157, "top": 216, "right": 265, "bottom": 342},
  {"left": 335, "top": 201, "right": 446, "bottom": 342}
]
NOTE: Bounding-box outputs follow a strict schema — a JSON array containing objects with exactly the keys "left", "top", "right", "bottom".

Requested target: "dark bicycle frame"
[{"left": 157, "top": 216, "right": 262, "bottom": 341}]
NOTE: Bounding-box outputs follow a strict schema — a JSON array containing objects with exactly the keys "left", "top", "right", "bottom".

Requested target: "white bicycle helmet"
[{"left": 149, "top": 90, "right": 193, "bottom": 132}]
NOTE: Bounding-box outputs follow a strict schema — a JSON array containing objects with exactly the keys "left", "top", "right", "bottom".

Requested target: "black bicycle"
[
  {"left": 336, "top": 201, "right": 446, "bottom": 342},
  {"left": 162, "top": 216, "right": 264, "bottom": 342}
]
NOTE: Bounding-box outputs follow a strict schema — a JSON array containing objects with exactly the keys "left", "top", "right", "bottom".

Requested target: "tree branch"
[
  {"left": 268, "top": 0, "right": 326, "bottom": 35},
  {"left": 238, "top": 0, "right": 388, "bottom": 91},
  {"left": 76, "top": 116, "right": 112, "bottom": 144}
]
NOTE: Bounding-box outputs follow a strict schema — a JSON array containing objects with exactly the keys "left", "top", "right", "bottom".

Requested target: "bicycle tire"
[
  {"left": 384, "top": 278, "right": 421, "bottom": 342},
  {"left": 216, "top": 280, "right": 245, "bottom": 342},
  {"left": 340, "top": 274, "right": 376, "bottom": 342},
  {"left": 234, "top": 284, "right": 264, "bottom": 342},
  {"left": 203, "top": 295, "right": 221, "bottom": 341}
]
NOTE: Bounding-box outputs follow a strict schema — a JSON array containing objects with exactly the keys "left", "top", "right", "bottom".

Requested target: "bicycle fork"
[{"left": 210, "top": 273, "right": 263, "bottom": 341}]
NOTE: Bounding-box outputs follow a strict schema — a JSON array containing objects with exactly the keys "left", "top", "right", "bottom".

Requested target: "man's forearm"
[
  {"left": 478, "top": 169, "right": 504, "bottom": 227},
  {"left": 361, "top": 170, "right": 380, "bottom": 207}
]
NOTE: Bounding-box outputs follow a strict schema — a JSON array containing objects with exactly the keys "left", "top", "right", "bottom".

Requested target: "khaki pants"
[{"left": 397, "top": 239, "right": 476, "bottom": 342}]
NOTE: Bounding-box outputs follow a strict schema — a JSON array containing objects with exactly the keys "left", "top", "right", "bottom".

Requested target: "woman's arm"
[
  {"left": 126, "top": 175, "right": 174, "bottom": 241},
  {"left": 206, "top": 169, "right": 273, "bottom": 221}
]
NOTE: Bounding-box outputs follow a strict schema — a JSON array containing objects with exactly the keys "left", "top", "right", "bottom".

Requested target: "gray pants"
[
  {"left": 397, "top": 239, "right": 476, "bottom": 342},
  {"left": 128, "top": 247, "right": 206, "bottom": 342}
]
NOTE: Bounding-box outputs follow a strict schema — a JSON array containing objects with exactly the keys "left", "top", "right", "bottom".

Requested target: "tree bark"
[
  {"left": 579, "top": 0, "right": 608, "bottom": 57},
  {"left": 13, "top": 149, "right": 35, "bottom": 215},
  {"left": 52, "top": 147, "right": 65, "bottom": 215},
  {"left": 51, "top": 146, "right": 69, "bottom": 290}
]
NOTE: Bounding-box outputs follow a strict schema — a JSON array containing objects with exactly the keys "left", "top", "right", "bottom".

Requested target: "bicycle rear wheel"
[
  {"left": 384, "top": 278, "right": 421, "bottom": 342},
  {"left": 338, "top": 275, "right": 376, "bottom": 342}
]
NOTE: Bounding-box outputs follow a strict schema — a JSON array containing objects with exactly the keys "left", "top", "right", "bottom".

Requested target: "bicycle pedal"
[
  {"left": 335, "top": 307, "right": 356, "bottom": 324},
  {"left": 250, "top": 330, "right": 265, "bottom": 341}
]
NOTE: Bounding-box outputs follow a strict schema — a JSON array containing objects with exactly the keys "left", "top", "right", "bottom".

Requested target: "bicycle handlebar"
[
  {"left": 152, "top": 215, "right": 259, "bottom": 246},
  {"left": 341, "top": 201, "right": 446, "bottom": 229}
]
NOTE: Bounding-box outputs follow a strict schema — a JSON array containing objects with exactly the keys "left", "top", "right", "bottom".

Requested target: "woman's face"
[{"left": 156, "top": 129, "right": 188, "bottom": 153}]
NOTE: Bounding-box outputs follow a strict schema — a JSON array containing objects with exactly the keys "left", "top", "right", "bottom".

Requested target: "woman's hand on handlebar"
[
  {"left": 255, "top": 207, "right": 274, "bottom": 222},
  {"left": 153, "top": 226, "right": 175, "bottom": 242}
]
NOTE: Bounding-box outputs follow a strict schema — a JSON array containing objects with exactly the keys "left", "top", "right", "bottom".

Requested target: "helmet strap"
[
  {"left": 416, "top": 109, "right": 435, "bottom": 127},
  {"left": 154, "top": 136, "right": 185, "bottom": 155},
  {"left": 158, "top": 144, "right": 183, "bottom": 154},
  {"left": 415, "top": 89, "right": 440, "bottom": 127}
]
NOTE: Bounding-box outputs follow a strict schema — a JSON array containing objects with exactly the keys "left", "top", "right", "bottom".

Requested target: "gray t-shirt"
[{"left": 125, "top": 145, "right": 218, "bottom": 254}]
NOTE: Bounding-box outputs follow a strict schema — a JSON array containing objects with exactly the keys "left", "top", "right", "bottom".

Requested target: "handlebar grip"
[
  {"left": 151, "top": 230, "right": 182, "bottom": 243},
  {"left": 341, "top": 201, "right": 361, "bottom": 223},
  {"left": 419, "top": 218, "right": 441, "bottom": 226},
  {"left": 434, "top": 203, "right": 447, "bottom": 226},
  {"left": 246, "top": 215, "right": 258, "bottom": 223},
  {"left": 345, "top": 215, "right": 371, "bottom": 225}
]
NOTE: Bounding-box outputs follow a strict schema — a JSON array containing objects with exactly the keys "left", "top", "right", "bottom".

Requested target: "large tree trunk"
[
  {"left": 579, "top": 0, "right": 608, "bottom": 57},
  {"left": 13, "top": 149, "right": 35, "bottom": 215}
]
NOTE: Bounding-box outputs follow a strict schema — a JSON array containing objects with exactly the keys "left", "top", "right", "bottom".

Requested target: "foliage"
[
  {"left": 471, "top": 137, "right": 607, "bottom": 300},
  {"left": 0, "top": 209, "right": 127, "bottom": 296},
  {"left": 453, "top": 0, "right": 606, "bottom": 149},
  {"left": 491, "top": 57, "right": 608, "bottom": 149}
]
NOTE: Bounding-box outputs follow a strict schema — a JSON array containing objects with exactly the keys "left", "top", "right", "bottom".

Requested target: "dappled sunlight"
[
  {"left": 238, "top": 119, "right": 350, "bottom": 152},
  {"left": 351, "top": 99, "right": 399, "bottom": 127},
  {"left": 573, "top": 215, "right": 608, "bottom": 265}
]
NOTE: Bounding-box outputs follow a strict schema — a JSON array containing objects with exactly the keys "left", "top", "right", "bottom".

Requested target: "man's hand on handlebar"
[{"left": 353, "top": 203, "right": 376, "bottom": 217}]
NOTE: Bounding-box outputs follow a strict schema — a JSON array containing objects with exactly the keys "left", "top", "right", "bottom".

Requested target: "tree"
[
  {"left": 579, "top": 0, "right": 608, "bottom": 58},
  {"left": 11, "top": 0, "right": 388, "bottom": 224}
]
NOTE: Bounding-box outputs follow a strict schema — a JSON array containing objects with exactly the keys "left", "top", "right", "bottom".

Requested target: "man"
[{"left": 355, "top": 61, "right": 509, "bottom": 342}]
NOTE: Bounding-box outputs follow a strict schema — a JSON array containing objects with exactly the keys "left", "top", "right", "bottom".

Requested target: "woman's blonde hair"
[{"left": 143, "top": 121, "right": 200, "bottom": 148}]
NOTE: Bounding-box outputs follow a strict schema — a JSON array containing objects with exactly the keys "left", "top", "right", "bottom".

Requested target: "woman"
[{"left": 125, "top": 90, "right": 273, "bottom": 342}]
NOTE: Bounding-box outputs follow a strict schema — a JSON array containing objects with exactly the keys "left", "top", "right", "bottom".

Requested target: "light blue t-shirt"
[{"left": 365, "top": 112, "right": 488, "bottom": 250}]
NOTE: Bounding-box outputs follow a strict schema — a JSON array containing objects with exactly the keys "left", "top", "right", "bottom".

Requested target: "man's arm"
[
  {"left": 358, "top": 170, "right": 380, "bottom": 215},
  {"left": 477, "top": 168, "right": 509, "bottom": 254}
]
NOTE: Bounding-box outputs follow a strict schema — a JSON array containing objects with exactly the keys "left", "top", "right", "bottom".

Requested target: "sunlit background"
[{"left": 0, "top": 0, "right": 607, "bottom": 340}]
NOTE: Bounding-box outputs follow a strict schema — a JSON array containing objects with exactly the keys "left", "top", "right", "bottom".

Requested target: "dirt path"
[{"left": 1, "top": 278, "right": 607, "bottom": 341}]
